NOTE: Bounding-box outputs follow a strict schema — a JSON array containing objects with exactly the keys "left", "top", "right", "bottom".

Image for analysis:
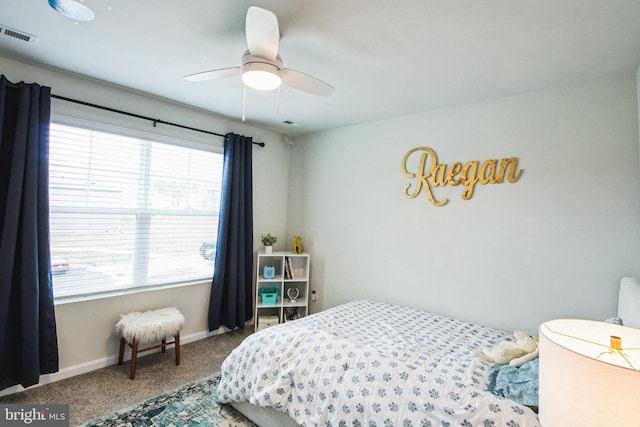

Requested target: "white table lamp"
[{"left": 539, "top": 319, "right": 640, "bottom": 426}]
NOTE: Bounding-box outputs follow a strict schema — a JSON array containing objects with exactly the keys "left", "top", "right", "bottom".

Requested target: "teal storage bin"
[{"left": 259, "top": 287, "right": 278, "bottom": 305}]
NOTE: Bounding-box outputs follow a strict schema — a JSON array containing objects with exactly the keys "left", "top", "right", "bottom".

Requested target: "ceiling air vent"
[{"left": 0, "top": 25, "right": 38, "bottom": 43}]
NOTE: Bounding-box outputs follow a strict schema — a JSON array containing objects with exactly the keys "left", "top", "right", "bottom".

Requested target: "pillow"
[{"left": 618, "top": 277, "right": 640, "bottom": 329}]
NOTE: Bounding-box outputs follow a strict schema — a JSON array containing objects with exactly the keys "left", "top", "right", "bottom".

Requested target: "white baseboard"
[{"left": 0, "top": 329, "right": 216, "bottom": 397}]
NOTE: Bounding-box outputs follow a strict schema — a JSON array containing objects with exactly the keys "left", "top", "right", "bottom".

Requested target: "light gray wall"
[
  {"left": 0, "top": 57, "right": 291, "bottom": 390},
  {"left": 637, "top": 66, "right": 640, "bottom": 166},
  {"left": 289, "top": 73, "right": 640, "bottom": 334}
]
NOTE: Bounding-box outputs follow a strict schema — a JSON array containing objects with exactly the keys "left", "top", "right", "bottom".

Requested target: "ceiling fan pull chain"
[
  {"left": 242, "top": 86, "right": 246, "bottom": 122},
  {"left": 277, "top": 87, "right": 280, "bottom": 116}
]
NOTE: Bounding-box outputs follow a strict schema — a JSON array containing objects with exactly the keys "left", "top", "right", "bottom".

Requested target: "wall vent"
[{"left": 0, "top": 25, "right": 38, "bottom": 43}]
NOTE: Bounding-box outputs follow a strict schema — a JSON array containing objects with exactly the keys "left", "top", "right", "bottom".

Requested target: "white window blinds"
[{"left": 49, "top": 123, "right": 223, "bottom": 301}]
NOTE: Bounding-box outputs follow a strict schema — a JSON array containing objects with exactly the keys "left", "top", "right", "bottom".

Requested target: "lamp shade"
[{"left": 539, "top": 319, "right": 640, "bottom": 426}]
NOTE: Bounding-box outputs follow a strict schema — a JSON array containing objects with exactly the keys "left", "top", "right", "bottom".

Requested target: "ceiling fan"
[{"left": 184, "top": 6, "right": 335, "bottom": 97}]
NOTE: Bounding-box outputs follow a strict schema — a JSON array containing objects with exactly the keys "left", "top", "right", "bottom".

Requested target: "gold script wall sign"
[{"left": 401, "top": 146, "right": 523, "bottom": 206}]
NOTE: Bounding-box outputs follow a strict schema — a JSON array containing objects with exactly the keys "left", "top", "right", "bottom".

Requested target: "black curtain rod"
[{"left": 51, "top": 94, "right": 265, "bottom": 147}]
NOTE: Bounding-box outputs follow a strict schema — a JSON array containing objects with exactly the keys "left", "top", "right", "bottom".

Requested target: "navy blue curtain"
[
  {"left": 208, "top": 133, "right": 254, "bottom": 331},
  {"left": 0, "top": 76, "right": 59, "bottom": 390}
]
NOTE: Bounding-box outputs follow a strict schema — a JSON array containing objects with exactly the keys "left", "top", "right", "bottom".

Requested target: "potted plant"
[{"left": 261, "top": 233, "right": 277, "bottom": 253}]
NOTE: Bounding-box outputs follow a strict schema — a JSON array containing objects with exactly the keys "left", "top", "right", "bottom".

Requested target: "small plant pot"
[{"left": 265, "top": 245, "right": 273, "bottom": 254}]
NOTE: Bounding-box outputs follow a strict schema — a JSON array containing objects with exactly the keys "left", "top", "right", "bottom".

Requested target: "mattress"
[{"left": 217, "top": 300, "right": 540, "bottom": 426}]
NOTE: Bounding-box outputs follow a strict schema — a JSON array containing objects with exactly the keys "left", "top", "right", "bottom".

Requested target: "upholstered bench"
[{"left": 115, "top": 307, "right": 185, "bottom": 379}]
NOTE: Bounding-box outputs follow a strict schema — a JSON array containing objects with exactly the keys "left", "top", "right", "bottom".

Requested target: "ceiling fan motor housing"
[{"left": 241, "top": 51, "right": 283, "bottom": 90}]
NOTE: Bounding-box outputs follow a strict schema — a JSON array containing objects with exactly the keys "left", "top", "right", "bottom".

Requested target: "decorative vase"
[{"left": 265, "top": 245, "right": 273, "bottom": 254}]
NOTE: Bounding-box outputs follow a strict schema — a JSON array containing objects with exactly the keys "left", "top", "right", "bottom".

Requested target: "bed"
[{"left": 217, "top": 300, "right": 540, "bottom": 426}]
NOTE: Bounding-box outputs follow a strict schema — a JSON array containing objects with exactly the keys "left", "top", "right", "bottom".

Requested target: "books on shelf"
[{"left": 284, "top": 256, "right": 295, "bottom": 279}]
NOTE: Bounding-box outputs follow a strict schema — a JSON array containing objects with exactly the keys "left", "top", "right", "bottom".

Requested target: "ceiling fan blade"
[
  {"left": 245, "top": 6, "right": 279, "bottom": 61},
  {"left": 184, "top": 67, "right": 241, "bottom": 82},
  {"left": 281, "top": 68, "right": 335, "bottom": 97}
]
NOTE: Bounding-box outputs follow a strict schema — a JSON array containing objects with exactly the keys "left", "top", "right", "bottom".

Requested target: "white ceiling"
[{"left": 1, "top": 1, "right": 640, "bottom": 136}]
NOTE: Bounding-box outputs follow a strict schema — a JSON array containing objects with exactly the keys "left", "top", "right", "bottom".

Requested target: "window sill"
[{"left": 53, "top": 278, "right": 211, "bottom": 305}]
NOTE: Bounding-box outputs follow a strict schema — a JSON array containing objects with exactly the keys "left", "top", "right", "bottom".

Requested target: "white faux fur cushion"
[
  {"left": 618, "top": 277, "right": 640, "bottom": 329},
  {"left": 115, "top": 307, "right": 185, "bottom": 344}
]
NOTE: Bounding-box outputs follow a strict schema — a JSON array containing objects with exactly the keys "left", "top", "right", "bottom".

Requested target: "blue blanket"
[{"left": 486, "top": 358, "right": 539, "bottom": 407}]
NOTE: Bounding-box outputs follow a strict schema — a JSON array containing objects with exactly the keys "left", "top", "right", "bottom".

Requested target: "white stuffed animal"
[{"left": 475, "top": 330, "right": 539, "bottom": 367}]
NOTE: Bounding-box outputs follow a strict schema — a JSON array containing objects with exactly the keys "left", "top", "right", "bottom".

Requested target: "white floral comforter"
[{"left": 217, "top": 300, "right": 540, "bottom": 427}]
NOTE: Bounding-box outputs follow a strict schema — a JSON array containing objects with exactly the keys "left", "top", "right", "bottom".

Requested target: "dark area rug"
[{"left": 78, "top": 372, "right": 256, "bottom": 427}]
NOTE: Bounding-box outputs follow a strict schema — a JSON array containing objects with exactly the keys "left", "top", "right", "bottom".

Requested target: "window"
[{"left": 49, "top": 123, "right": 223, "bottom": 301}]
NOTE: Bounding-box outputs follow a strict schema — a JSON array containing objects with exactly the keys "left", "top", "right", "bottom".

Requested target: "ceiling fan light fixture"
[
  {"left": 242, "top": 62, "right": 281, "bottom": 91},
  {"left": 48, "top": 0, "right": 95, "bottom": 22},
  {"left": 184, "top": 8, "right": 335, "bottom": 101}
]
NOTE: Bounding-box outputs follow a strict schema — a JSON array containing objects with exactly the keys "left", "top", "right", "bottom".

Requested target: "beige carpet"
[{"left": 0, "top": 328, "right": 253, "bottom": 426}]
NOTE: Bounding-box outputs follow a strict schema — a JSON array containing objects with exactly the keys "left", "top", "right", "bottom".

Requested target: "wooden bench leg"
[
  {"left": 130, "top": 339, "right": 138, "bottom": 380},
  {"left": 118, "top": 337, "right": 126, "bottom": 365},
  {"left": 175, "top": 333, "right": 181, "bottom": 366},
  {"left": 119, "top": 332, "right": 182, "bottom": 379}
]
